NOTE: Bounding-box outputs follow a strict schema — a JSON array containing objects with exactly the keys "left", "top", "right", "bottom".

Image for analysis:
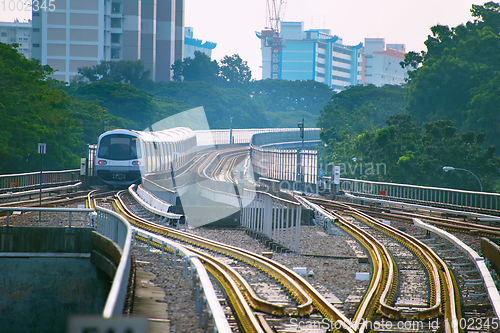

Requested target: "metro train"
[{"left": 95, "top": 128, "right": 197, "bottom": 186}]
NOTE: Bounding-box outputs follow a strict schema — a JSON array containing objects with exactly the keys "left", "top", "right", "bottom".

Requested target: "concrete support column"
[
  {"left": 174, "top": 0, "right": 184, "bottom": 62},
  {"left": 156, "top": 0, "right": 176, "bottom": 81},
  {"left": 123, "top": 0, "right": 141, "bottom": 60},
  {"left": 141, "top": 0, "right": 157, "bottom": 80}
]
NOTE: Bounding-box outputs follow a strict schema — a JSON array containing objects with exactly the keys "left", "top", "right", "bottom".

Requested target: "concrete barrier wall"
[{"left": 0, "top": 227, "right": 111, "bottom": 333}]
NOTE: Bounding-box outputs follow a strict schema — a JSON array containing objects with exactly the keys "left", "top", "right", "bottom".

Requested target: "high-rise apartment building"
[
  {"left": 31, "top": 0, "right": 184, "bottom": 83},
  {"left": 259, "top": 22, "right": 363, "bottom": 91},
  {"left": 0, "top": 20, "right": 32, "bottom": 59},
  {"left": 184, "top": 27, "right": 216, "bottom": 60},
  {"left": 259, "top": 22, "right": 408, "bottom": 91},
  {"left": 362, "top": 38, "right": 408, "bottom": 86}
]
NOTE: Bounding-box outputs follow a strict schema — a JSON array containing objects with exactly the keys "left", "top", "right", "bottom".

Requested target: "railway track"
[
  {"left": 303, "top": 196, "right": 464, "bottom": 333},
  {"left": 339, "top": 197, "right": 500, "bottom": 238},
  {"left": 0, "top": 188, "right": 115, "bottom": 210},
  {"left": 98, "top": 190, "right": 358, "bottom": 333},
  {"left": 86, "top": 183, "right": 497, "bottom": 332}
]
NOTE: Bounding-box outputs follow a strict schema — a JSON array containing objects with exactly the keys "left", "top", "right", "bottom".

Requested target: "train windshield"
[{"left": 97, "top": 134, "right": 142, "bottom": 160}]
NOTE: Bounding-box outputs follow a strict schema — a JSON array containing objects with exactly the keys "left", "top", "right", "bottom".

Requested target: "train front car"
[{"left": 95, "top": 129, "right": 143, "bottom": 186}]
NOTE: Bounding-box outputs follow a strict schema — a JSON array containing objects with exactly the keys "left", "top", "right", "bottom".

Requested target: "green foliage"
[
  {"left": 317, "top": 84, "right": 407, "bottom": 143},
  {"left": 219, "top": 54, "right": 252, "bottom": 86},
  {"left": 247, "top": 79, "right": 333, "bottom": 115},
  {"left": 64, "top": 82, "right": 169, "bottom": 131},
  {"left": 71, "top": 60, "right": 152, "bottom": 88},
  {"left": 147, "top": 81, "right": 268, "bottom": 129},
  {"left": 321, "top": 114, "right": 500, "bottom": 192},
  {"left": 0, "top": 42, "right": 81, "bottom": 173},
  {"left": 404, "top": 2, "right": 500, "bottom": 150},
  {"left": 172, "top": 51, "right": 221, "bottom": 84}
]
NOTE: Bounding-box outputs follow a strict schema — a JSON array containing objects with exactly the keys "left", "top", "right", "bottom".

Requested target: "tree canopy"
[
  {"left": 71, "top": 59, "right": 152, "bottom": 88},
  {"left": 0, "top": 43, "right": 91, "bottom": 172},
  {"left": 317, "top": 84, "right": 407, "bottom": 143},
  {"left": 321, "top": 114, "right": 500, "bottom": 192},
  {"left": 402, "top": 1, "right": 500, "bottom": 150},
  {"left": 172, "top": 51, "right": 252, "bottom": 88}
]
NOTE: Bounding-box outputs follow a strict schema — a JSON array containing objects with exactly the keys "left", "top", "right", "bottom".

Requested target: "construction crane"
[
  {"left": 266, "top": 0, "right": 287, "bottom": 33},
  {"left": 260, "top": 0, "right": 287, "bottom": 80}
]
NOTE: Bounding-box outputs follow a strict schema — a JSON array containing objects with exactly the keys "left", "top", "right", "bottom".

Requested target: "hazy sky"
[{"left": 2, "top": 0, "right": 485, "bottom": 79}]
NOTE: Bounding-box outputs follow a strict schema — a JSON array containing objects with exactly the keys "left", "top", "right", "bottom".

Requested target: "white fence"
[{"left": 240, "top": 190, "right": 302, "bottom": 253}]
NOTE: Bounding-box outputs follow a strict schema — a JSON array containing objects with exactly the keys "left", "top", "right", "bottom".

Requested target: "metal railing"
[
  {"left": 0, "top": 206, "right": 94, "bottom": 227},
  {"left": 93, "top": 205, "right": 133, "bottom": 318},
  {"left": 195, "top": 128, "right": 319, "bottom": 147},
  {"left": 340, "top": 178, "right": 500, "bottom": 212},
  {"left": 240, "top": 189, "right": 302, "bottom": 253},
  {"left": 251, "top": 145, "right": 318, "bottom": 187},
  {"left": 0, "top": 169, "right": 80, "bottom": 193}
]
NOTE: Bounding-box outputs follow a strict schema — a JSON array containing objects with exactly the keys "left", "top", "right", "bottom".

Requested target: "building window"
[
  {"left": 1, "top": 32, "right": 6, "bottom": 37},
  {"left": 112, "top": 3, "right": 121, "bottom": 14},
  {"left": 111, "top": 33, "right": 120, "bottom": 44},
  {"left": 332, "top": 56, "right": 350, "bottom": 65},
  {"left": 33, "top": 43, "right": 40, "bottom": 47},
  {"left": 33, "top": 28, "right": 40, "bottom": 32},
  {"left": 10, "top": 38, "right": 15, "bottom": 42},
  {"left": 111, "top": 18, "right": 121, "bottom": 28},
  {"left": 111, "top": 48, "right": 120, "bottom": 59},
  {"left": 33, "top": 12, "right": 39, "bottom": 16}
]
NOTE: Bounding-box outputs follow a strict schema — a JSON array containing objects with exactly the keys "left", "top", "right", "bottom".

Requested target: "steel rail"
[
  {"left": 129, "top": 225, "right": 233, "bottom": 332},
  {"left": 324, "top": 197, "right": 500, "bottom": 238},
  {"left": 113, "top": 192, "right": 314, "bottom": 316},
  {"left": 112, "top": 195, "right": 271, "bottom": 332},
  {"left": 306, "top": 197, "right": 462, "bottom": 333},
  {"left": 201, "top": 256, "right": 269, "bottom": 333},
  {"left": 190, "top": 246, "right": 287, "bottom": 316},
  {"left": 317, "top": 207, "right": 394, "bottom": 332},
  {"left": 114, "top": 191, "right": 355, "bottom": 332},
  {"left": 310, "top": 198, "right": 442, "bottom": 319}
]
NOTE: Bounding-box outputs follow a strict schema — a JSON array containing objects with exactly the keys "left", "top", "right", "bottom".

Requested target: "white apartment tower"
[
  {"left": 0, "top": 20, "right": 32, "bottom": 59},
  {"left": 31, "top": 0, "right": 184, "bottom": 83},
  {"left": 362, "top": 38, "right": 408, "bottom": 86}
]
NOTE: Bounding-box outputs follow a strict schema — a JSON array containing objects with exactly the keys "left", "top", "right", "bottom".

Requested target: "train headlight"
[
  {"left": 132, "top": 161, "right": 141, "bottom": 166},
  {"left": 98, "top": 160, "right": 107, "bottom": 165}
]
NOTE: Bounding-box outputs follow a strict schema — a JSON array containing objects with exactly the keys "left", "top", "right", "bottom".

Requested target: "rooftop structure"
[
  {"left": 258, "top": 21, "right": 363, "bottom": 91},
  {"left": 184, "top": 27, "right": 216, "bottom": 60}
]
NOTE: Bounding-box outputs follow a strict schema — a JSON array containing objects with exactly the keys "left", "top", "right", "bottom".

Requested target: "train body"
[{"left": 95, "top": 128, "right": 197, "bottom": 186}]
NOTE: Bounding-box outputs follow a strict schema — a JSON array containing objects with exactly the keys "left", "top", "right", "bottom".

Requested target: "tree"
[
  {"left": 64, "top": 82, "right": 164, "bottom": 131},
  {"left": 219, "top": 54, "right": 252, "bottom": 86},
  {"left": 403, "top": 2, "right": 500, "bottom": 151},
  {"left": 0, "top": 43, "right": 81, "bottom": 173},
  {"left": 72, "top": 60, "right": 152, "bottom": 88},
  {"left": 317, "top": 84, "right": 407, "bottom": 143},
  {"left": 319, "top": 113, "right": 500, "bottom": 191},
  {"left": 171, "top": 51, "right": 221, "bottom": 84},
  {"left": 148, "top": 80, "right": 269, "bottom": 129}
]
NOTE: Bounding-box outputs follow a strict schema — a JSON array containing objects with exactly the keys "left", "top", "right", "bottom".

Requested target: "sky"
[{"left": 1, "top": 0, "right": 485, "bottom": 80}]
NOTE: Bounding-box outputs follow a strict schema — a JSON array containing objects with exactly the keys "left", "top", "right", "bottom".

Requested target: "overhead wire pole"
[
  {"left": 38, "top": 143, "right": 46, "bottom": 221},
  {"left": 297, "top": 117, "right": 304, "bottom": 191}
]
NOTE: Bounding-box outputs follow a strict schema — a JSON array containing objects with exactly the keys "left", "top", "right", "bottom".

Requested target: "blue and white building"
[
  {"left": 258, "top": 22, "right": 363, "bottom": 91},
  {"left": 184, "top": 27, "right": 216, "bottom": 59},
  {"left": 258, "top": 22, "right": 408, "bottom": 91}
]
